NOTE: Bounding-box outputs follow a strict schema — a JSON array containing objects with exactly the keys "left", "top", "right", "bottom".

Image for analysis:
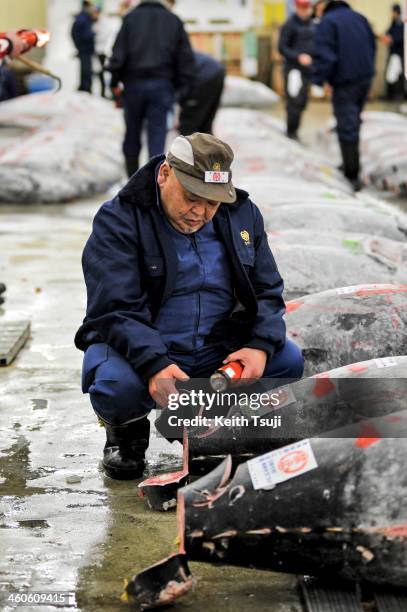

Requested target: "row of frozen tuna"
[
  {"left": 0, "top": 80, "right": 278, "bottom": 205},
  {"left": 132, "top": 354, "right": 407, "bottom": 609},
  {"left": 132, "top": 284, "right": 407, "bottom": 608},
  {"left": 215, "top": 108, "right": 407, "bottom": 300},
  {"left": 318, "top": 110, "right": 407, "bottom": 195}
]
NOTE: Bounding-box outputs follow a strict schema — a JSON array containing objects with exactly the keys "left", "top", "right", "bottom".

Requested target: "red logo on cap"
[{"left": 213, "top": 172, "right": 221, "bottom": 182}]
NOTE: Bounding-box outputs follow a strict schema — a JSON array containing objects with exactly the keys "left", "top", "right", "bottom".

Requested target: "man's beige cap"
[{"left": 167, "top": 133, "right": 237, "bottom": 204}]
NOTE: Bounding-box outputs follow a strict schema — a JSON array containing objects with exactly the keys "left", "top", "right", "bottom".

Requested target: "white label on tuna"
[
  {"left": 336, "top": 286, "right": 360, "bottom": 295},
  {"left": 248, "top": 439, "right": 318, "bottom": 490},
  {"left": 375, "top": 357, "right": 398, "bottom": 368}
]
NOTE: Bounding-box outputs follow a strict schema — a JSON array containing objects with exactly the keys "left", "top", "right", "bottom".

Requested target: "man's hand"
[
  {"left": 298, "top": 53, "right": 313, "bottom": 67},
  {"left": 149, "top": 364, "right": 190, "bottom": 408},
  {"left": 111, "top": 86, "right": 123, "bottom": 108},
  {"left": 5, "top": 31, "right": 30, "bottom": 58},
  {"left": 380, "top": 34, "right": 392, "bottom": 46},
  {"left": 223, "top": 348, "right": 268, "bottom": 385}
]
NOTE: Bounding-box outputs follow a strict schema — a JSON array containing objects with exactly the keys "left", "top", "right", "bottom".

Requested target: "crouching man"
[{"left": 74, "top": 133, "right": 304, "bottom": 480}]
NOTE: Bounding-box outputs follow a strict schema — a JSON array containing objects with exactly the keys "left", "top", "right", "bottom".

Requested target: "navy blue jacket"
[
  {"left": 387, "top": 19, "right": 404, "bottom": 58},
  {"left": 313, "top": 1, "right": 376, "bottom": 86},
  {"left": 0, "top": 65, "right": 17, "bottom": 102},
  {"left": 71, "top": 10, "right": 95, "bottom": 55},
  {"left": 279, "top": 14, "right": 315, "bottom": 72},
  {"left": 194, "top": 52, "right": 225, "bottom": 84},
  {"left": 108, "top": 0, "right": 195, "bottom": 101},
  {"left": 75, "top": 156, "right": 286, "bottom": 380}
]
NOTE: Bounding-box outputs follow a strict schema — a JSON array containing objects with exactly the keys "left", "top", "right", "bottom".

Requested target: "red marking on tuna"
[
  {"left": 139, "top": 470, "right": 186, "bottom": 486},
  {"left": 286, "top": 301, "right": 304, "bottom": 314},
  {"left": 392, "top": 316, "right": 401, "bottom": 329},
  {"left": 277, "top": 450, "right": 308, "bottom": 475},
  {"left": 248, "top": 161, "right": 266, "bottom": 172},
  {"left": 356, "top": 424, "right": 382, "bottom": 448},
  {"left": 347, "top": 363, "right": 370, "bottom": 373},
  {"left": 376, "top": 525, "right": 407, "bottom": 538},
  {"left": 313, "top": 376, "right": 335, "bottom": 398},
  {"left": 385, "top": 415, "right": 404, "bottom": 423},
  {"left": 354, "top": 285, "right": 407, "bottom": 298}
]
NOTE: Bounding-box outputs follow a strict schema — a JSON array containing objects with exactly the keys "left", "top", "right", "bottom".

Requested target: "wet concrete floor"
[{"left": 0, "top": 199, "right": 301, "bottom": 611}]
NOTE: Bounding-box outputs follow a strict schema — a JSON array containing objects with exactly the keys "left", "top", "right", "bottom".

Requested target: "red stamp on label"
[{"left": 277, "top": 450, "right": 308, "bottom": 475}]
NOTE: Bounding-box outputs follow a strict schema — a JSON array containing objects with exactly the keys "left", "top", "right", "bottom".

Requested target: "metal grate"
[
  {"left": 374, "top": 589, "right": 407, "bottom": 612},
  {"left": 301, "top": 579, "right": 363, "bottom": 612},
  {"left": 0, "top": 321, "right": 31, "bottom": 366}
]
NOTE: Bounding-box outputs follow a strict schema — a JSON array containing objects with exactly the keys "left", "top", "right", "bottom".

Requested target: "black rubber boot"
[
  {"left": 125, "top": 156, "right": 139, "bottom": 178},
  {"left": 286, "top": 109, "right": 301, "bottom": 141},
  {"left": 0, "top": 282, "right": 6, "bottom": 306},
  {"left": 102, "top": 417, "right": 150, "bottom": 480},
  {"left": 339, "top": 140, "right": 363, "bottom": 191}
]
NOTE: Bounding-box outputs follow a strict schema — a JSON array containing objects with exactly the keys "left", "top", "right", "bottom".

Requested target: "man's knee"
[
  {"left": 264, "top": 340, "right": 305, "bottom": 380},
  {"left": 83, "top": 344, "right": 154, "bottom": 425},
  {"left": 285, "top": 340, "right": 305, "bottom": 379}
]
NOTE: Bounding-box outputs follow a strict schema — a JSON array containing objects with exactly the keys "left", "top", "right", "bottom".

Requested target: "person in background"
[
  {"left": 313, "top": 1, "right": 376, "bottom": 191},
  {"left": 278, "top": 0, "right": 315, "bottom": 140},
  {"left": 71, "top": 0, "right": 96, "bottom": 93},
  {"left": 108, "top": 0, "right": 195, "bottom": 177},
  {"left": 381, "top": 3, "right": 405, "bottom": 100},
  {"left": 0, "top": 64, "right": 17, "bottom": 102},
  {"left": 166, "top": 0, "right": 225, "bottom": 136},
  {"left": 179, "top": 51, "right": 225, "bottom": 136},
  {"left": 93, "top": 6, "right": 114, "bottom": 98}
]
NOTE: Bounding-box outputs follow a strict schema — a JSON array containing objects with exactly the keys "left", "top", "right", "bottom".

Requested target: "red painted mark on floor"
[
  {"left": 286, "top": 301, "right": 304, "bottom": 314},
  {"left": 347, "top": 363, "right": 370, "bottom": 373},
  {"left": 313, "top": 375, "right": 335, "bottom": 397},
  {"left": 356, "top": 424, "right": 382, "bottom": 448}
]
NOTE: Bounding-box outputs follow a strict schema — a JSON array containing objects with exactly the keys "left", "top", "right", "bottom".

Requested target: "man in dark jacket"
[
  {"left": 71, "top": 1, "right": 96, "bottom": 93},
  {"left": 382, "top": 3, "right": 405, "bottom": 100},
  {"left": 0, "top": 64, "right": 17, "bottom": 102},
  {"left": 313, "top": 1, "right": 376, "bottom": 190},
  {"left": 179, "top": 51, "right": 226, "bottom": 136},
  {"left": 279, "top": 0, "right": 315, "bottom": 140},
  {"left": 75, "top": 133, "right": 304, "bottom": 480},
  {"left": 108, "top": 0, "right": 195, "bottom": 177}
]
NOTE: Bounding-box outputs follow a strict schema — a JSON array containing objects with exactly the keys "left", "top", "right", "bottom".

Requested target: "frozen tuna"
[{"left": 286, "top": 284, "right": 407, "bottom": 374}]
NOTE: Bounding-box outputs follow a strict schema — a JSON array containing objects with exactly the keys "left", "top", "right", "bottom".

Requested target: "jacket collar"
[
  {"left": 138, "top": 1, "right": 167, "bottom": 7},
  {"left": 118, "top": 154, "right": 249, "bottom": 210},
  {"left": 324, "top": 1, "right": 350, "bottom": 14}
]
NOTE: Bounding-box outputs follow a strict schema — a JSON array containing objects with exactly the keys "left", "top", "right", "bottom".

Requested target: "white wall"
[{"left": 175, "top": 0, "right": 254, "bottom": 32}]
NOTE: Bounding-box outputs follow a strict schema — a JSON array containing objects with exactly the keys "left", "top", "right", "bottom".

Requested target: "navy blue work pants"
[
  {"left": 82, "top": 341, "right": 305, "bottom": 426},
  {"left": 78, "top": 52, "right": 93, "bottom": 93},
  {"left": 332, "top": 79, "right": 371, "bottom": 143},
  {"left": 122, "top": 78, "right": 174, "bottom": 162}
]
